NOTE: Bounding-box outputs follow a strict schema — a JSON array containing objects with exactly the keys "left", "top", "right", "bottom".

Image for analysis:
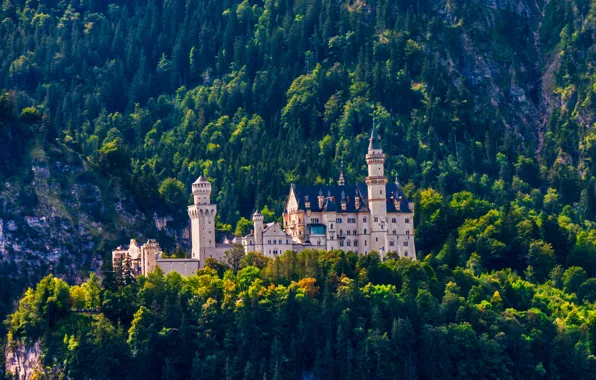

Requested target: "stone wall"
[{"left": 156, "top": 259, "right": 200, "bottom": 277}]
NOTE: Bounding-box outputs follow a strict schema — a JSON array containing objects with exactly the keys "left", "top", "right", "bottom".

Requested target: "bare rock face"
[
  {"left": 0, "top": 143, "right": 189, "bottom": 287},
  {"left": 4, "top": 341, "right": 43, "bottom": 380}
]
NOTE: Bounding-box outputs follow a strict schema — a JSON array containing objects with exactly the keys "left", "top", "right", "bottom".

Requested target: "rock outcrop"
[{"left": 4, "top": 341, "right": 43, "bottom": 380}]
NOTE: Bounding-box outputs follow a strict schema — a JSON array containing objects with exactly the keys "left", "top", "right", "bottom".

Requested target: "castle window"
[
  {"left": 380, "top": 190, "right": 382, "bottom": 195},
  {"left": 347, "top": 218, "right": 356, "bottom": 224},
  {"left": 376, "top": 237, "right": 378, "bottom": 242},
  {"left": 364, "top": 228, "right": 367, "bottom": 234},
  {"left": 393, "top": 229, "right": 397, "bottom": 235},
  {"left": 404, "top": 250, "right": 409, "bottom": 256},
  {"left": 353, "top": 229, "right": 357, "bottom": 235},
  {"left": 317, "top": 240, "right": 321, "bottom": 245},
  {"left": 403, "top": 241, "right": 409, "bottom": 247},
  {"left": 268, "top": 240, "right": 271, "bottom": 244},
  {"left": 330, "top": 223, "right": 334, "bottom": 230},
  {"left": 286, "top": 240, "right": 289, "bottom": 244},
  {"left": 364, "top": 240, "right": 367, "bottom": 246},
  {"left": 405, "top": 218, "right": 410, "bottom": 223},
  {"left": 312, "top": 218, "right": 319, "bottom": 223},
  {"left": 346, "top": 240, "right": 351, "bottom": 247},
  {"left": 363, "top": 217, "right": 367, "bottom": 223},
  {"left": 392, "top": 218, "right": 397, "bottom": 223},
  {"left": 354, "top": 240, "right": 358, "bottom": 247},
  {"left": 336, "top": 218, "right": 342, "bottom": 223},
  {"left": 389, "top": 240, "right": 395, "bottom": 247},
  {"left": 374, "top": 216, "right": 379, "bottom": 222},
  {"left": 330, "top": 235, "right": 334, "bottom": 240},
  {"left": 406, "top": 229, "right": 410, "bottom": 236},
  {"left": 347, "top": 230, "right": 351, "bottom": 235},
  {"left": 339, "top": 240, "right": 344, "bottom": 247},
  {"left": 339, "top": 229, "right": 343, "bottom": 236}
]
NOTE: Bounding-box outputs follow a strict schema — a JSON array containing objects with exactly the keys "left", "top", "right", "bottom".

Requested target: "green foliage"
[
  {"left": 234, "top": 217, "right": 252, "bottom": 237},
  {"left": 7, "top": 252, "right": 596, "bottom": 378},
  {"left": 1, "top": 0, "right": 596, "bottom": 375},
  {"left": 7, "top": 275, "right": 70, "bottom": 341},
  {"left": 158, "top": 178, "right": 187, "bottom": 207},
  {"left": 19, "top": 106, "right": 41, "bottom": 124}
]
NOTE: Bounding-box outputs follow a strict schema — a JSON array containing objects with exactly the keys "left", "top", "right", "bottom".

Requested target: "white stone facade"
[
  {"left": 243, "top": 125, "right": 416, "bottom": 260},
  {"left": 112, "top": 125, "right": 415, "bottom": 276}
]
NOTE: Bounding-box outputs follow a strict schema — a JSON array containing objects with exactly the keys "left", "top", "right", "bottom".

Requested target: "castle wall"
[{"left": 156, "top": 259, "right": 200, "bottom": 277}]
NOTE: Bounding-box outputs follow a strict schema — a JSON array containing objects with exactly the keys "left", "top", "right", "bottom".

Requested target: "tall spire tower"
[{"left": 365, "top": 121, "right": 388, "bottom": 255}]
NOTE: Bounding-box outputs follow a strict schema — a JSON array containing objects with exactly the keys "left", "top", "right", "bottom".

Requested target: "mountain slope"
[{"left": 0, "top": 0, "right": 595, "bottom": 316}]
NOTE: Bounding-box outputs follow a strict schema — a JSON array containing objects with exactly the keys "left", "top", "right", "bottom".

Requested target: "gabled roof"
[
  {"left": 289, "top": 182, "right": 411, "bottom": 213},
  {"left": 263, "top": 223, "right": 290, "bottom": 236}
]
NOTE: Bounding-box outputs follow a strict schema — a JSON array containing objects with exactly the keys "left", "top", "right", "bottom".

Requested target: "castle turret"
[
  {"left": 253, "top": 209, "right": 264, "bottom": 253},
  {"left": 192, "top": 175, "right": 211, "bottom": 205},
  {"left": 365, "top": 122, "right": 388, "bottom": 255},
  {"left": 141, "top": 239, "right": 160, "bottom": 275},
  {"left": 338, "top": 161, "right": 346, "bottom": 186},
  {"left": 188, "top": 175, "right": 217, "bottom": 263}
]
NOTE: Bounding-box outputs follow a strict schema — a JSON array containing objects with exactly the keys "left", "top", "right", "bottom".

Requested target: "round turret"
[
  {"left": 253, "top": 209, "right": 264, "bottom": 222},
  {"left": 192, "top": 175, "right": 212, "bottom": 205}
]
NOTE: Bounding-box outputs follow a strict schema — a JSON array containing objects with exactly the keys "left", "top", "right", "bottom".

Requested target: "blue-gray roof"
[{"left": 290, "top": 183, "right": 411, "bottom": 213}]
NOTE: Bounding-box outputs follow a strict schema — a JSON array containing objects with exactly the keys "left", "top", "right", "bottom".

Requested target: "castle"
[{"left": 112, "top": 125, "right": 416, "bottom": 276}]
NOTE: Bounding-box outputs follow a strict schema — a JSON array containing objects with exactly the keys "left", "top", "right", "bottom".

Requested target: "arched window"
[
  {"left": 405, "top": 218, "right": 410, "bottom": 223},
  {"left": 364, "top": 228, "right": 367, "bottom": 234},
  {"left": 406, "top": 229, "right": 410, "bottom": 236},
  {"left": 404, "top": 250, "right": 409, "bottom": 256},
  {"left": 354, "top": 240, "right": 358, "bottom": 247},
  {"left": 346, "top": 240, "right": 351, "bottom": 247}
]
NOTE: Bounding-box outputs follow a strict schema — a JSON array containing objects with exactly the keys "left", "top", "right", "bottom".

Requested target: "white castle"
[{"left": 112, "top": 125, "right": 416, "bottom": 276}]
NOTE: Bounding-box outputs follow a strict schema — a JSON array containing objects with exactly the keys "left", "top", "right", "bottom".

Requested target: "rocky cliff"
[
  {"left": 4, "top": 341, "right": 43, "bottom": 380},
  {"left": 0, "top": 136, "right": 190, "bottom": 286}
]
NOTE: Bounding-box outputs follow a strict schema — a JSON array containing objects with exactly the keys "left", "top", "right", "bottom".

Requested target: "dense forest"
[
  {"left": 1, "top": 0, "right": 596, "bottom": 376},
  {"left": 5, "top": 250, "right": 596, "bottom": 378}
]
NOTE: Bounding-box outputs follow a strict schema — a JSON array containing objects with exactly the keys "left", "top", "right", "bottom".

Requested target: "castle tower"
[
  {"left": 365, "top": 122, "right": 388, "bottom": 255},
  {"left": 188, "top": 175, "right": 217, "bottom": 262},
  {"left": 253, "top": 209, "right": 264, "bottom": 253},
  {"left": 141, "top": 240, "right": 160, "bottom": 275}
]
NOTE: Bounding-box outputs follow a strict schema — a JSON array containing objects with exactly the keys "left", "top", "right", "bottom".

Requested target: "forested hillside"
[
  {"left": 1, "top": 0, "right": 596, "bottom": 375},
  {"left": 5, "top": 251, "right": 596, "bottom": 379}
]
